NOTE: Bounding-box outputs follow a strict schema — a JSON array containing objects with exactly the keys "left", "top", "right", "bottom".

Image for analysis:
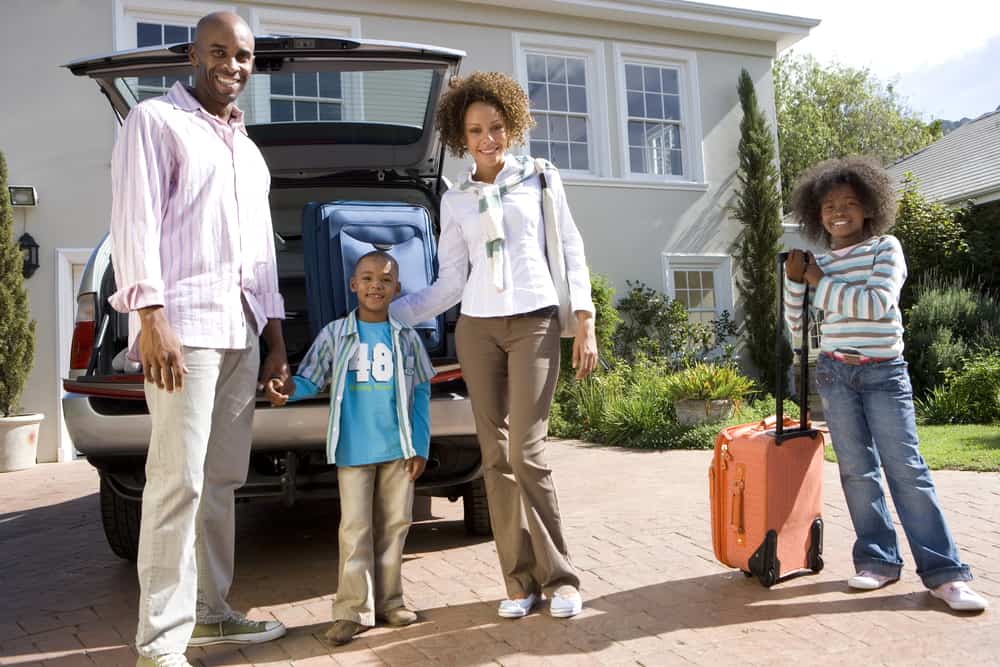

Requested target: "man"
[{"left": 109, "top": 12, "right": 288, "bottom": 667}]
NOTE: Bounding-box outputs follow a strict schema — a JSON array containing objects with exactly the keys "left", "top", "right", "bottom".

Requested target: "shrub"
[
  {"left": 904, "top": 274, "right": 1000, "bottom": 395},
  {"left": 663, "top": 362, "right": 756, "bottom": 403},
  {"left": 915, "top": 353, "right": 1000, "bottom": 424}
]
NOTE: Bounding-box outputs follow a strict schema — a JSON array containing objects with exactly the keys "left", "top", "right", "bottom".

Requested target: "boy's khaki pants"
[
  {"left": 136, "top": 330, "right": 259, "bottom": 657},
  {"left": 332, "top": 459, "right": 414, "bottom": 625},
  {"left": 456, "top": 310, "right": 580, "bottom": 598}
]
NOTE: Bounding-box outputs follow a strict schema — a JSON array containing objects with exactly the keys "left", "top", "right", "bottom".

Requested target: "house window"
[
  {"left": 514, "top": 34, "right": 609, "bottom": 177},
  {"left": 135, "top": 22, "right": 195, "bottom": 100},
  {"left": 268, "top": 71, "right": 343, "bottom": 122},
  {"left": 614, "top": 44, "right": 704, "bottom": 183},
  {"left": 662, "top": 254, "right": 733, "bottom": 325}
]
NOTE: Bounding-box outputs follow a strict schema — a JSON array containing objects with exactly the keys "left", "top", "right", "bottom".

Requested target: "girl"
[
  {"left": 389, "top": 72, "right": 597, "bottom": 619},
  {"left": 784, "top": 156, "right": 987, "bottom": 612}
]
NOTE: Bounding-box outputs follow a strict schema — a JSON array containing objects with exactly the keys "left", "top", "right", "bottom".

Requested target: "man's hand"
[
  {"left": 572, "top": 312, "right": 598, "bottom": 380},
  {"left": 405, "top": 456, "right": 427, "bottom": 481},
  {"left": 258, "top": 319, "right": 289, "bottom": 392},
  {"left": 264, "top": 377, "right": 294, "bottom": 406},
  {"left": 138, "top": 306, "right": 187, "bottom": 392}
]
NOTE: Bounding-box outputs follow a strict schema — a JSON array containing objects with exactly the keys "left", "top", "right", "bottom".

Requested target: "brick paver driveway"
[{"left": 1, "top": 440, "right": 997, "bottom": 666}]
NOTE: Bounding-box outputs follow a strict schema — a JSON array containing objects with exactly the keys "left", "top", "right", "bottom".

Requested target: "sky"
[{"left": 714, "top": 0, "right": 1000, "bottom": 122}]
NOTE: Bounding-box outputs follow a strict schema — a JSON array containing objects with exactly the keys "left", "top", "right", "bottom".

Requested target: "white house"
[{"left": 0, "top": 0, "right": 817, "bottom": 462}]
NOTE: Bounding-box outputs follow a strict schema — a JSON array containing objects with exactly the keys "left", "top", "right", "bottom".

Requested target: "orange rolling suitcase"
[{"left": 709, "top": 252, "right": 824, "bottom": 586}]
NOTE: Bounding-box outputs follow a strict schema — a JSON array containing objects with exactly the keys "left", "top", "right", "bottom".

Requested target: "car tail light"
[{"left": 69, "top": 293, "right": 97, "bottom": 374}]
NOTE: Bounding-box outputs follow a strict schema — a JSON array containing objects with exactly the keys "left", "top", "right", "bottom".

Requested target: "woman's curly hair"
[
  {"left": 436, "top": 71, "right": 535, "bottom": 158},
  {"left": 790, "top": 156, "right": 897, "bottom": 247}
]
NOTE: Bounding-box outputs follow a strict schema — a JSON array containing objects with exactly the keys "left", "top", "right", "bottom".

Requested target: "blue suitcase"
[{"left": 302, "top": 200, "right": 444, "bottom": 356}]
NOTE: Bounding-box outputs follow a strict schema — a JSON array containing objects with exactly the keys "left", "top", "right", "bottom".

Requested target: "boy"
[{"left": 266, "top": 251, "right": 435, "bottom": 643}]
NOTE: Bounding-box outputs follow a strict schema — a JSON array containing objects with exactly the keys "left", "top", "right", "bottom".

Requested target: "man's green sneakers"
[
  {"left": 135, "top": 655, "right": 192, "bottom": 667},
  {"left": 188, "top": 612, "right": 286, "bottom": 646}
]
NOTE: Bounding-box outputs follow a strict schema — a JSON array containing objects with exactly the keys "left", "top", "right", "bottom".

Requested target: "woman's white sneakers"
[
  {"left": 848, "top": 571, "right": 898, "bottom": 590},
  {"left": 930, "top": 581, "right": 989, "bottom": 612},
  {"left": 497, "top": 587, "right": 584, "bottom": 619},
  {"left": 498, "top": 593, "right": 538, "bottom": 618}
]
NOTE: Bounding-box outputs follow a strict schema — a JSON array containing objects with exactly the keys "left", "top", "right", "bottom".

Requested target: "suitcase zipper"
[{"left": 731, "top": 464, "right": 746, "bottom": 546}]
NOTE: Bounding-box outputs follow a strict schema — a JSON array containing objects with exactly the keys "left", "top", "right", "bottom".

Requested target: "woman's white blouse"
[{"left": 390, "top": 158, "right": 595, "bottom": 324}]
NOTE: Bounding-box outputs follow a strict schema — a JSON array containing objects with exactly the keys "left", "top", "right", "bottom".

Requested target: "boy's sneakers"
[
  {"left": 379, "top": 607, "right": 418, "bottom": 626},
  {"left": 930, "top": 581, "right": 989, "bottom": 611},
  {"left": 188, "top": 612, "right": 286, "bottom": 646},
  {"left": 326, "top": 619, "right": 366, "bottom": 645},
  {"left": 497, "top": 593, "right": 538, "bottom": 619},
  {"left": 549, "top": 585, "right": 583, "bottom": 618},
  {"left": 848, "top": 571, "right": 898, "bottom": 590},
  {"left": 135, "top": 655, "right": 192, "bottom": 667}
]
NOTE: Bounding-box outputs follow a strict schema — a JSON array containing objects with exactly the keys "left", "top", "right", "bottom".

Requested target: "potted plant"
[
  {"left": 665, "top": 362, "right": 755, "bottom": 425},
  {"left": 0, "top": 150, "right": 41, "bottom": 472}
]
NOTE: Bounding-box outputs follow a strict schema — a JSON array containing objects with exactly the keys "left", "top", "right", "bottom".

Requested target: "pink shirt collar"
[{"left": 165, "top": 81, "right": 248, "bottom": 135}]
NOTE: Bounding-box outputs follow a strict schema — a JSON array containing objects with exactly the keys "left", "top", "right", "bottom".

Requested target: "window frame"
[
  {"left": 613, "top": 43, "right": 705, "bottom": 185},
  {"left": 661, "top": 253, "right": 733, "bottom": 323},
  {"left": 513, "top": 32, "right": 610, "bottom": 178},
  {"left": 115, "top": 0, "right": 234, "bottom": 51}
]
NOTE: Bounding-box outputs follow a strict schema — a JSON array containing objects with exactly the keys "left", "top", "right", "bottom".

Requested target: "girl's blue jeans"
[{"left": 815, "top": 354, "right": 972, "bottom": 589}]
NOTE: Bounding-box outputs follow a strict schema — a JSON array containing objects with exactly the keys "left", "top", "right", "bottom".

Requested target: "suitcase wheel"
[
  {"left": 810, "top": 555, "right": 824, "bottom": 573},
  {"left": 742, "top": 570, "right": 753, "bottom": 578}
]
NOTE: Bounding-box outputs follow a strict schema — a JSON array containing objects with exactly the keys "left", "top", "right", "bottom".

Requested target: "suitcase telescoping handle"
[{"left": 775, "top": 252, "right": 817, "bottom": 444}]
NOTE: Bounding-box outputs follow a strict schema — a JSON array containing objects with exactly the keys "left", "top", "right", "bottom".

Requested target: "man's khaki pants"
[
  {"left": 135, "top": 330, "right": 259, "bottom": 657},
  {"left": 456, "top": 311, "right": 580, "bottom": 598},
  {"left": 332, "top": 458, "right": 414, "bottom": 626}
]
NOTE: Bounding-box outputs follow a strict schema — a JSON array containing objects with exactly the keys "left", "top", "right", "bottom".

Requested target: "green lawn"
[{"left": 824, "top": 424, "right": 1000, "bottom": 472}]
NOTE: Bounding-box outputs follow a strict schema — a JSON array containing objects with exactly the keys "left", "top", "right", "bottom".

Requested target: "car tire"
[
  {"left": 463, "top": 477, "right": 492, "bottom": 536},
  {"left": 99, "top": 474, "right": 141, "bottom": 561}
]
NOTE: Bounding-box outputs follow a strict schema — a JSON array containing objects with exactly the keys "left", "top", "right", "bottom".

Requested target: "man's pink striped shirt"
[{"left": 109, "top": 82, "right": 284, "bottom": 356}]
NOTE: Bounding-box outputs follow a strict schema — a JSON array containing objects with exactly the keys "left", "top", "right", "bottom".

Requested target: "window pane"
[
  {"left": 137, "top": 23, "right": 161, "bottom": 48},
  {"left": 319, "top": 102, "right": 342, "bottom": 120},
  {"left": 270, "top": 99, "right": 293, "bottom": 122},
  {"left": 295, "top": 100, "right": 317, "bottom": 121},
  {"left": 629, "top": 147, "right": 645, "bottom": 173},
  {"left": 627, "top": 91, "right": 644, "bottom": 117},
  {"left": 549, "top": 84, "right": 567, "bottom": 111},
  {"left": 670, "top": 150, "right": 684, "bottom": 175},
  {"left": 702, "top": 289, "right": 715, "bottom": 309},
  {"left": 662, "top": 68, "right": 680, "bottom": 94},
  {"left": 675, "top": 272, "right": 687, "bottom": 289},
  {"left": 271, "top": 73, "right": 293, "bottom": 96},
  {"left": 628, "top": 120, "right": 644, "bottom": 146},
  {"left": 646, "top": 93, "right": 663, "bottom": 119},
  {"left": 164, "top": 75, "right": 188, "bottom": 88},
  {"left": 568, "top": 85, "right": 587, "bottom": 113},
  {"left": 547, "top": 56, "right": 566, "bottom": 83},
  {"left": 530, "top": 141, "right": 550, "bottom": 160},
  {"left": 625, "top": 64, "right": 643, "bottom": 91},
  {"left": 527, "top": 54, "right": 547, "bottom": 82},
  {"left": 295, "top": 72, "right": 318, "bottom": 98},
  {"left": 664, "top": 94, "right": 681, "bottom": 121},
  {"left": 164, "top": 24, "right": 187, "bottom": 44},
  {"left": 550, "top": 142, "right": 570, "bottom": 169},
  {"left": 568, "top": 116, "right": 587, "bottom": 142},
  {"left": 319, "top": 71, "right": 341, "bottom": 98},
  {"left": 138, "top": 76, "right": 161, "bottom": 88},
  {"left": 644, "top": 66, "right": 661, "bottom": 92},
  {"left": 532, "top": 114, "right": 548, "bottom": 139},
  {"left": 668, "top": 125, "right": 682, "bottom": 149},
  {"left": 567, "top": 58, "right": 586, "bottom": 86},
  {"left": 549, "top": 115, "right": 568, "bottom": 141},
  {"left": 528, "top": 82, "right": 547, "bottom": 110},
  {"left": 701, "top": 271, "right": 714, "bottom": 288},
  {"left": 570, "top": 143, "right": 589, "bottom": 171}
]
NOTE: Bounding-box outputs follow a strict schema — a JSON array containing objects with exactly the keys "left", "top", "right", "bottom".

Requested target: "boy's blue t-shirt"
[{"left": 337, "top": 320, "right": 403, "bottom": 466}]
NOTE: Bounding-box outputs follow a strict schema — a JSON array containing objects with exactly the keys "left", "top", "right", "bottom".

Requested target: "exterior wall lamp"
[
  {"left": 18, "top": 233, "right": 39, "bottom": 278},
  {"left": 8, "top": 186, "right": 38, "bottom": 207}
]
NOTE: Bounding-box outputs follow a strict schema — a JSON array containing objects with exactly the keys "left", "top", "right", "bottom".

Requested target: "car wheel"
[
  {"left": 99, "top": 474, "right": 141, "bottom": 561},
  {"left": 463, "top": 477, "right": 492, "bottom": 536}
]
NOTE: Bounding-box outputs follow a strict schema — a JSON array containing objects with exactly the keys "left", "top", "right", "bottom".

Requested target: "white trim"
[
  {"left": 512, "top": 32, "right": 611, "bottom": 178},
  {"left": 55, "top": 248, "right": 94, "bottom": 463},
  {"left": 613, "top": 42, "right": 706, "bottom": 186},
  {"left": 115, "top": 0, "right": 235, "bottom": 51},
  {"left": 562, "top": 175, "right": 709, "bottom": 191},
  {"left": 661, "top": 253, "right": 733, "bottom": 319}
]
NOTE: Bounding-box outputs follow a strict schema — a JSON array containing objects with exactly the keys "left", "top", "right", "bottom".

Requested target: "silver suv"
[{"left": 61, "top": 37, "right": 489, "bottom": 561}]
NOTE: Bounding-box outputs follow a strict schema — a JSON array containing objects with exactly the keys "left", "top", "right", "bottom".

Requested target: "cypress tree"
[
  {"left": 731, "top": 69, "right": 790, "bottom": 395},
  {"left": 0, "top": 151, "right": 36, "bottom": 416}
]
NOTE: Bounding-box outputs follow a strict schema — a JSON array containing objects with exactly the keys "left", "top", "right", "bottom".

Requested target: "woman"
[{"left": 390, "top": 72, "right": 597, "bottom": 619}]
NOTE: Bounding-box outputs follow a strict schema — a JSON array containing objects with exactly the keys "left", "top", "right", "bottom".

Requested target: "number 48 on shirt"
[{"left": 349, "top": 342, "right": 393, "bottom": 382}]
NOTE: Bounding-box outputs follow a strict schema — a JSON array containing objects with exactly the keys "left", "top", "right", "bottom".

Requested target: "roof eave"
[{"left": 456, "top": 0, "right": 818, "bottom": 50}]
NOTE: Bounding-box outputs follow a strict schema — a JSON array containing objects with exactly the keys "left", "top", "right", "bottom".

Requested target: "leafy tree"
[
  {"left": 774, "top": 52, "right": 942, "bottom": 210},
  {"left": 731, "top": 69, "right": 789, "bottom": 395},
  {"left": 0, "top": 150, "right": 37, "bottom": 416}
]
